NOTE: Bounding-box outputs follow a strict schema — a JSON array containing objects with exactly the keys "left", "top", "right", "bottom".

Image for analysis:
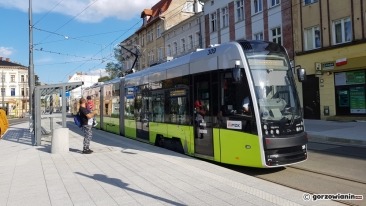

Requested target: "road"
[{"left": 224, "top": 142, "right": 366, "bottom": 206}]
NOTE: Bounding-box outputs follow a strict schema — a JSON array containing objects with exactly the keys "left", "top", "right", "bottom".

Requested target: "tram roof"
[{"left": 124, "top": 41, "right": 244, "bottom": 86}]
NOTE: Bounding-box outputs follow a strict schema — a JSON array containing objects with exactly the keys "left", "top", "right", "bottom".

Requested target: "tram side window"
[
  {"left": 220, "top": 73, "right": 252, "bottom": 116},
  {"left": 112, "top": 84, "right": 120, "bottom": 117},
  {"left": 168, "top": 89, "right": 188, "bottom": 124},
  {"left": 217, "top": 70, "right": 255, "bottom": 133},
  {"left": 151, "top": 92, "right": 164, "bottom": 122},
  {"left": 125, "top": 87, "right": 135, "bottom": 119}
]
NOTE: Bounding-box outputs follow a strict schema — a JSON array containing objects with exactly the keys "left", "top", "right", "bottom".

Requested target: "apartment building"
[
  {"left": 292, "top": 0, "right": 366, "bottom": 119},
  {"left": 164, "top": 11, "right": 204, "bottom": 59},
  {"left": 0, "top": 57, "right": 29, "bottom": 117},
  {"left": 121, "top": 0, "right": 197, "bottom": 71},
  {"left": 201, "top": 0, "right": 294, "bottom": 58}
]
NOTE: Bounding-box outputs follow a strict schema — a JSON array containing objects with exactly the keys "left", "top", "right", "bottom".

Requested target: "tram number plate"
[{"left": 199, "top": 129, "right": 207, "bottom": 134}]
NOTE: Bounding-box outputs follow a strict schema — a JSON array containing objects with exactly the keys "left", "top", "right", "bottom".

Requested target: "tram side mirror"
[
  {"left": 297, "top": 67, "right": 307, "bottom": 82},
  {"left": 232, "top": 60, "right": 242, "bottom": 83}
]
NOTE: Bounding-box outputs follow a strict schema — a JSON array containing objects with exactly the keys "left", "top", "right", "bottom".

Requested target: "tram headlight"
[
  {"left": 302, "top": 145, "right": 306, "bottom": 150},
  {"left": 275, "top": 129, "right": 280, "bottom": 134},
  {"left": 270, "top": 130, "right": 274, "bottom": 134},
  {"left": 263, "top": 124, "right": 268, "bottom": 130},
  {"left": 265, "top": 130, "right": 268, "bottom": 135}
]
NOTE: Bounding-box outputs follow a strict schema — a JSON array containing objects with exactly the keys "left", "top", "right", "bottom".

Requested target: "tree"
[
  {"left": 105, "top": 62, "right": 123, "bottom": 79},
  {"left": 35, "top": 74, "right": 41, "bottom": 86},
  {"left": 98, "top": 76, "right": 111, "bottom": 82}
]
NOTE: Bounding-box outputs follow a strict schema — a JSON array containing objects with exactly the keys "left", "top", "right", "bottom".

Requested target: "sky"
[{"left": 0, "top": 0, "right": 160, "bottom": 84}]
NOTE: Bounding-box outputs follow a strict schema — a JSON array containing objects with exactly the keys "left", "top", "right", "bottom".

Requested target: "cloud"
[
  {"left": 0, "top": 0, "right": 160, "bottom": 23},
  {"left": 0, "top": 46, "right": 14, "bottom": 57}
]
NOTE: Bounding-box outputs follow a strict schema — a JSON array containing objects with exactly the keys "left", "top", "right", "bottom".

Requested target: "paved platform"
[
  {"left": 0, "top": 121, "right": 342, "bottom": 206},
  {"left": 305, "top": 119, "right": 366, "bottom": 146}
]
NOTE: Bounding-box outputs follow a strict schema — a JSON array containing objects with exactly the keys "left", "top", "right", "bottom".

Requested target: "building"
[
  {"left": 292, "top": 0, "right": 366, "bottom": 119},
  {"left": 0, "top": 57, "right": 29, "bottom": 117},
  {"left": 164, "top": 10, "right": 204, "bottom": 59},
  {"left": 201, "top": 0, "right": 294, "bottom": 59},
  {"left": 121, "top": 0, "right": 197, "bottom": 71}
]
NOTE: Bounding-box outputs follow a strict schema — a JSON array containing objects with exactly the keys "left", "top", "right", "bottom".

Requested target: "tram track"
[
  {"left": 289, "top": 165, "right": 366, "bottom": 185},
  {"left": 255, "top": 166, "right": 366, "bottom": 206}
]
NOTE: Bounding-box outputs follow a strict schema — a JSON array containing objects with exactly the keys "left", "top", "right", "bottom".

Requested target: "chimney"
[{"left": 6, "top": 58, "right": 10, "bottom": 62}]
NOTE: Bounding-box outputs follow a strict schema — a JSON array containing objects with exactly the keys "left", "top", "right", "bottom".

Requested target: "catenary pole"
[{"left": 29, "top": 0, "right": 35, "bottom": 141}]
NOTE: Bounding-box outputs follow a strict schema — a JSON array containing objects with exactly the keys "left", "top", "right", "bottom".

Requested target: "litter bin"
[{"left": 51, "top": 128, "right": 69, "bottom": 154}]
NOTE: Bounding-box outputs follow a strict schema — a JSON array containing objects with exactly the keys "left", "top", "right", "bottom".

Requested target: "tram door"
[
  {"left": 193, "top": 74, "right": 214, "bottom": 157},
  {"left": 136, "top": 87, "right": 150, "bottom": 141}
]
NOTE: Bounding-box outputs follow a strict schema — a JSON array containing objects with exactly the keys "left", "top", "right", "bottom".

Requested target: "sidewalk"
[
  {"left": 305, "top": 119, "right": 366, "bottom": 146},
  {"left": 0, "top": 120, "right": 341, "bottom": 206}
]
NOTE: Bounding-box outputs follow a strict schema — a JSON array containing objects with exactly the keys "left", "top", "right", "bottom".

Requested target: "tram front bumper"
[{"left": 263, "top": 132, "right": 308, "bottom": 166}]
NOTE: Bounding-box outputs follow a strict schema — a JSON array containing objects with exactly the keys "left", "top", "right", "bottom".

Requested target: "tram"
[{"left": 83, "top": 40, "right": 308, "bottom": 168}]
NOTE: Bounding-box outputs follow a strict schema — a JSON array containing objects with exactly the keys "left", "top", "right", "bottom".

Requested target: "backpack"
[{"left": 74, "top": 113, "right": 82, "bottom": 128}]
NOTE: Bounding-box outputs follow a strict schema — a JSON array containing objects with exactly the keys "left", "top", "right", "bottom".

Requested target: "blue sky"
[{"left": 0, "top": 0, "right": 159, "bottom": 84}]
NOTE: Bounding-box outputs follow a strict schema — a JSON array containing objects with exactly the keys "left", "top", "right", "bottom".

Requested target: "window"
[
  {"left": 141, "top": 35, "right": 145, "bottom": 46},
  {"left": 167, "top": 45, "right": 172, "bottom": 56},
  {"left": 1, "top": 88, "right": 4, "bottom": 96},
  {"left": 21, "top": 88, "right": 25, "bottom": 97},
  {"left": 147, "top": 30, "right": 154, "bottom": 42},
  {"left": 174, "top": 42, "right": 178, "bottom": 54},
  {"left": 221, "top": 7, "right": 229, "bottom": 28},
  {"left": 253, "top": 0, "right": 263, "bottom": 14},
  {"left": 11, "top": 88, "right": 15, "bottom": 96},
  {"left": 254, "top": 32, "right": 263, "bottom": 40},
  {"left": 271, "top": 27, "right": 282, "bottom": 45},
  {"left": 211, "top": 12, "right": 217, "bottom": 32},
  {"left": 149, "top": 51, "right": 154, "bottom": 64},
  {"left": 21, "top": 75, "right": 25, "bottom": 82},
  {"left": 11, "top": 75, "right": 15, "bottom": 82},
  {"left": 181, "top": 38, "right": 186, "bottom": 53},
  {"left": 236, "top": 0, "right": 244, "bottom": 21},
  {"left": 304, "top": 26, "right": 321, "bottom": 50},
  {"left": 333, "top": 17, "right": 352, "bottom": 45},
  {"left": 304, "top": 0, "right": 318, "bottom": 5},
  {"left": 156, "top": 24, "right": 161, "bottom": 38},
  {"left": 188, "top": 35, "right": 193, "bottom": 50},
  {"left": 158, "top": 48, "right": 163, "bottom": 60},
  {"left": 271, "top": 0, "right": 280, "bottom": 7},
  {"left": 195, "top": 32, "right": 200, "bottom": 46}
]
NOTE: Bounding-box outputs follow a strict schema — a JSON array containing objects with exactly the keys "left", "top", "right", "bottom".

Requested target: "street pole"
[
  {"left": 29, "top": 0, "right": 35, "bottom": 136},
  {"left": 1, "top": 70, "right": 4, "bottom": 112}
]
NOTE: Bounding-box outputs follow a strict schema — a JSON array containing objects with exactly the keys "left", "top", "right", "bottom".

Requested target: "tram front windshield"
[{"left": 244, "top": 42, "right": 302, "bottom": 128}]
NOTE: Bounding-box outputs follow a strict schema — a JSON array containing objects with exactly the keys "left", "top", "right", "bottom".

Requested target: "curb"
[{"left": 308, "top": 133, "right": 366, "bottom": 147}]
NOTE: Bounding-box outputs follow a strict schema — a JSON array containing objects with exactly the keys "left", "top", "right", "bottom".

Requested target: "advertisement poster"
[{"left": 350, "top": 87, "right": 366, "bottom": 114}]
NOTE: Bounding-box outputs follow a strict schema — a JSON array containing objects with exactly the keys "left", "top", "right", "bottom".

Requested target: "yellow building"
[{"left": 292, "top": 0, "right": 366, "bottom": 120}]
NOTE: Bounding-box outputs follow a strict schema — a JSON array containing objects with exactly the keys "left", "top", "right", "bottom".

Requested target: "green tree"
[
  {"left": 98, "top": 76, "right": 111, "bottom": 82},
  {"left": 105, "top": 62, "right": 123, "bottom": 79},
  {"left": 35, "top": 74, "right": 41, "bottom": 86}
]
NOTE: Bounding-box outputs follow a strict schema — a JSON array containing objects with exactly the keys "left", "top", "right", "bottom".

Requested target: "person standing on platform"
[{"left": 79, "top": 98, "right": 97, "bottom": 154}]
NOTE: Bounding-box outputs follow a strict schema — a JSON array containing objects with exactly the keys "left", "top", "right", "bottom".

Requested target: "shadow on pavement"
[{"left": 75, "top": 172, "right": 186, "bottom": 206}]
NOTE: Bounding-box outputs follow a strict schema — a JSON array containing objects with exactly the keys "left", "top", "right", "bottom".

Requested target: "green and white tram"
[{"left": 87, "top": 40, "right": 307, "bottom": 168}]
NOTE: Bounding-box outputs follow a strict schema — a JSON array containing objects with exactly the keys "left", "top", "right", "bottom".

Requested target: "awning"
[{"left": 35, "top": 82, "right": 83, "bottom": 96}]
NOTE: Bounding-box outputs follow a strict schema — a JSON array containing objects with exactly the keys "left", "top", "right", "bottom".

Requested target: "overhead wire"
[
  {"left": 34, "top": 0, "right": 188, "bottom": 68},
  {"left": 35, "top": 0, "right": 100, "bottom": 46},
  {"left": 33, "top": 0, "right": 64, "bottom": 26}
]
